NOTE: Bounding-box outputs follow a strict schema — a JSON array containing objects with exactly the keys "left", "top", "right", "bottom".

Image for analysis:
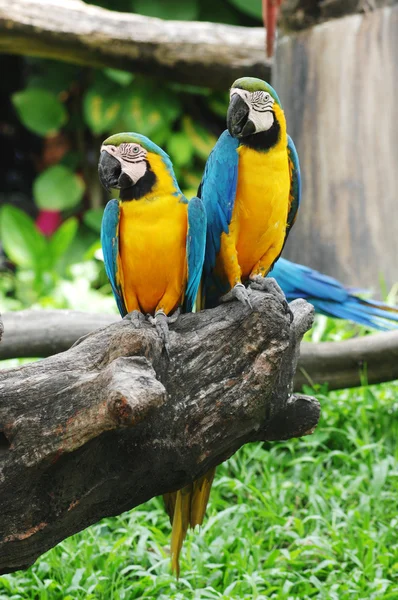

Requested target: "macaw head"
[
  {"left": 98, "top": 132, "right": 177, "bottom": 200},
  {"left": 227, "top": 77, "right": 284, "bottom": 145}
]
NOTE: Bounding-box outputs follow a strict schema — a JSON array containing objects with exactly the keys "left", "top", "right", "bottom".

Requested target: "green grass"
[{"left": 1, "top": 318, "right": 398, "bottom": 599}]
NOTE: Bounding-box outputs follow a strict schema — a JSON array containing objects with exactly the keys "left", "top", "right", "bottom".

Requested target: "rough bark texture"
[
  {"left": 2, "top": 309, "right": 398, "bottom": 391},
  {"left": 0, "top": 0, "right": 270, "bottom": 89},
  {"left": 0, "top": 289, "right": 319, "bottom": 574},
  {"left": 275, "top": 5, "right": 398, "bottom": 289}
]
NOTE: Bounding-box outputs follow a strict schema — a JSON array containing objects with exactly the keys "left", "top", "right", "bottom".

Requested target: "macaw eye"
[{"left": 133, "top": 146, "right": 140, "bottom": 153}]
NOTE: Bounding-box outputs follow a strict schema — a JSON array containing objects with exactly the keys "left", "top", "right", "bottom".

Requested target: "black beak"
[
  {"left": 227, "top": 94, "right": 255, "bottom": 138},
  {"left": 98, "top": 150, "right": 122, "bottom": 191}
]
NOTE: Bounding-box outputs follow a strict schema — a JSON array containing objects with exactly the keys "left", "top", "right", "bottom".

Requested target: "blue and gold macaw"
[
  {"left": 198, "top": 76, "right": 300, "bottom": 308},
  {"left": 177, "top": 77, "right": 300, "bottom": 568},
  {"left": 273, "top": 258, "right": 398, "bottom": 330},
  {"left": 98, "top": 132, "right": 207, "bottom": 576},
  {"left": 99, "top": 132, "right": 206, "bottom": 327}
]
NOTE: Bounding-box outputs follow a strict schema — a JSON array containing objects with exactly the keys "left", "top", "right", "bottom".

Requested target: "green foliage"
[
  {"left": 132, "top": 0, "right": 200, "bottom": 20},
  {"left": 227, "top": 0, "right": 262, "bottom": 20},
  {"left": 12, "top": 88, "right": 67, "bottom": 136},
  {"left": 1, "top": 361, "right": 397, "bottom": 597},
  {"left": 33, "top": 165, "right": 85, "bottom": 211},
  {"left": 0, "top": 205, "right": 47, "bottom": 271},
  {"left": 0, "top": 205, "right": 80, "bottom": 298},
  {"left": 83, "top": 73, "right": 124, "bottom": 135},
  {"left": 83, "top": 208, "right": 104, "bottom": 233}
]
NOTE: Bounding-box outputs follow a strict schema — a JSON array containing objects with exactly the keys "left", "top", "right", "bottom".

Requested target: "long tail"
[
  {"left": 272, "top": 258, "right": 398, "bottom": 331},
  {"left": 164, "top": 468, "right": 216, "bottom": 577}
]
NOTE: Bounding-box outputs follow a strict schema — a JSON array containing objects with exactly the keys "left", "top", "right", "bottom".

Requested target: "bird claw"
[
  {"left": 123, "top": 310, "right": 146, "bottom": 328},
  {"left": 221, "top": 283, "right": 253, "bottom": 308},
  {"left": 250, "top": 276, "right": 293, "bottom": 323},
  {"left": 146, "top": 309, "right": 180, "bottom": 356}
]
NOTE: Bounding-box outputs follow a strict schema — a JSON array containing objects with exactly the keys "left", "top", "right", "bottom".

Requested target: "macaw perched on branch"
[
  {"left": 199, "top": 76, "right": 300, "bottom": 309},
  {"left": 189, "top": 76, "right": 299, "bottom": 567},
  {"left": 273, "top": 258, "right": 398, "bottom": 330},
  {"left": 98, "top": 132, "right": 206, "bottom": 346},
  {"left": 98, "top": 133, "right": 207, "bottom": 576}
]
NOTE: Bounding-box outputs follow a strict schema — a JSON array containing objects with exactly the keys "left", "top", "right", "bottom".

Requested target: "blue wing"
[
  {"left": 286, "top": 135, "right": 301, "bottom": 238},
  {"left": 185, "top": 197, "right": 207, "bottom": 312},
  {"left": 197, "top": 130, "right": 239, "bottom": 276},
  {"left": 272, "top": 258, "right": 398, "bottom": 330},
  {"left": 101, "top": 199, "right": 127, "bottom": 317}
]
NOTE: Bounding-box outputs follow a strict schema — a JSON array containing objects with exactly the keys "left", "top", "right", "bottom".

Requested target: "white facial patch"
[
  {"left": 230, "top": 87, "right": 275, "bottom": 133},
  {"left": 101, "top": 143, "right": 148, "bottom": 185}
]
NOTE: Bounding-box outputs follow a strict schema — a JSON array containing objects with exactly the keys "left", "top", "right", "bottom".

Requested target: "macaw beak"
[
  {"left": 227, "top": 94, "right": 255, "bottom": 138},
  {"left": 98, "top": 150, "right": 122, "bottom": 191}
]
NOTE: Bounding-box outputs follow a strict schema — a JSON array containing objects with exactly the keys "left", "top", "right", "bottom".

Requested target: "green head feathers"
[
  {"left": 231, "top": 77, "right": 282, "bottom": 107},
  {"left": 102, "top": 132, "right": 169, "bottom": 157}
]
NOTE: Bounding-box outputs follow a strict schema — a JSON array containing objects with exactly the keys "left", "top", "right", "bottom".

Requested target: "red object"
[
  {"left": 263, "top": 0, "right": 283, "bottom": 58},
  {"left": 36, "top": 210, "right": 62, "bottom": 236}
]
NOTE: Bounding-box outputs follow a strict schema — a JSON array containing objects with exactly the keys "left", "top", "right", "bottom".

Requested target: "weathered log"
[
  {"left": 2, "top": 308, "right": 398, "bottom": 391},
  {"left": 296, "top": 329, "right": 398, "bottom": 390},
  {"left": 0, "top": 310, "right": 119, "bottom": 360},
  {"left": 274, "top": 5, "right": 398, "bottom": 289},
  {"left": 0, "top": 288, "right": 319, "bottom": 574},
  {"left": 0, "top": 0, "right": 270, "bottom": 89}
]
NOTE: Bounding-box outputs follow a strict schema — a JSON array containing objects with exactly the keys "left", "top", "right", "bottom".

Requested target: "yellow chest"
[
  {"left": 118, "top": 195, "right": 188, "bottom": 315},
  {"left": 231, "top": 144, "right": 290, "bottom": 277}
]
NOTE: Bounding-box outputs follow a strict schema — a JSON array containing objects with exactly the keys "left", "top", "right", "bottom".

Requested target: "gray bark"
[
  {"left": 0, "top": 289, "right": 319, "bottom": 574},
  {"left": 0, "top": 0, "right": 270, "bottom": 89},
  {"left": 2, "top": 309, "right": 398, "bottom": 391}
]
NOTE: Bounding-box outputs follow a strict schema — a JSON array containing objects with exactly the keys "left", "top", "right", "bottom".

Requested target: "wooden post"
[{"left": 274, "top": 5, "right": 398, "bottom": 289}]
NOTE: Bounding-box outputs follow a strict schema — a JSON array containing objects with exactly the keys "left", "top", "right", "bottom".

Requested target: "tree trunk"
[
  {"left": 275, "top": 5, "right": 398, "bottom": 289},
  {"left": 0, "top": 288, "right": 319, "bottom": 574}
]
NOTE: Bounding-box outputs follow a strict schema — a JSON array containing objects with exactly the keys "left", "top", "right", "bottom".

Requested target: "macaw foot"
[
  {"left": 123, "top": 310, "right": 146, "bottom": 329},
  {"left": 147, "top": 308, "right": 181, "bottom": 356},
  {"left": 220, "top": 283, "right": 253, "bottom": 309},
  {"left": 249, "top": 276, "right": 293, "bottom": 323}
]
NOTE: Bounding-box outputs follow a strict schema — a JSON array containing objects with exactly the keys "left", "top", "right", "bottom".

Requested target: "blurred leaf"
[
  {"left": 33, "top": 165, "right": 85, "bottom": 211},
  {"left": 182, "top": 116, "right": 217, "bottom": 160},
  {"left": 122, "top": 81, "right": 180, "bottom": 137},
  {"left": 227, "top": 0, "right": 262, "bottom": 20},
  {"left": 207, "top": 93, "right": 229, "bottom": 118},
  {"left": 132, "top": 0, "right": 199, "bottom": 20},
  {"left": 167, "top": 131, "right": 194, "bottom": 167},
  {"left": 12, "top": 88, "right": 67, "bottom": 136},
  {"left": 48, "top": 218, "right": 79, "bottom": 267},
  {"left": 61, "top": 151, "right": 82, "bottom": 171},
  {"left": 0, "top": 205, "right": 47, "bottom": 269},
  {"left": 104, "top": 68, "right": 134, "bottom": 87},
  {"left": 26, "top": 60, "right": 79, "bottom": 95},
  {"left": 83, "top": 76, "right": 122, "bottom": 135},
  {"left": 83, "top": 208, "right": 104, "bottom": 233}
]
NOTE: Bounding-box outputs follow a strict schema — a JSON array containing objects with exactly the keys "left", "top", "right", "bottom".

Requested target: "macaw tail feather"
[
  {"left": 272, "top": 257, "right": 398, "bottom": 331},
  {"left": 313, "top": 297, "right": 398, "bottom": 331},
  {"left": 164, "top": 468, "right": 216, "bottom": 576},
  {"left": 190, "top": 468, "right": 216, "bottom": 528},
  {"left": 170, "top": 486, "right": 192, "bottom": 578}
]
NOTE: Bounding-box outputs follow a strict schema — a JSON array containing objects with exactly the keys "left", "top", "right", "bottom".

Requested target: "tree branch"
[
  {"left": 0, "top": 290, "right": 318, "bottom": 574},
  {"left": 2, "top": 309, "right": 398, "bottom": 391},
  {"left": 296, "top": 331, "right": 398, "bottom": 390},
  {"left": 0, "top": 0, "right": 270, "bottom": 89}
]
